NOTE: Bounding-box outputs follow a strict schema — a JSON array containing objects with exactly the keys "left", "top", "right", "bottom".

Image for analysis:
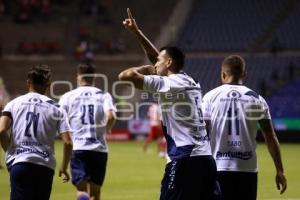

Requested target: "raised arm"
[
  {"left": 258, "top": 119, "right": 287, "bottom": 194},
  {"left": 118, "top": 65, "right": 157, "bottom": 89},
  {"left": 123, "top": 8, "right": 159, "bottom": 64}
]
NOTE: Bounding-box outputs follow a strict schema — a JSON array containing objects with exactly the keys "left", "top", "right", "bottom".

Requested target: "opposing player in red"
[{"left": 143, "top": 103, "right": 166, "bottom": 157}]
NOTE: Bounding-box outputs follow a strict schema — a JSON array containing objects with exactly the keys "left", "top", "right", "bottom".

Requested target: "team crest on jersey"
[
  {"left": 227, "top": 90, "right": 242, "bottom": 99},
  {"left": 81, "top": 91, "right": 92, "bottom": 96},
  {"left": 28, "top": 97, "right": 42, "bottom": 103}
]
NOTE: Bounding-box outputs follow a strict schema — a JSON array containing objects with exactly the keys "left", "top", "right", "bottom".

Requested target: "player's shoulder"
[
  {"left": 239, "top": 85, "right": 260, "bottom": 99},
  {"left": 239, "top": 86, "right": 267, "bottom": 104},
  {"left": 8, "top": 94, "right": 25, "bottom": 103},
  {"left": 59, "top": 87, "right": 89, "bottom": 103},
  {"left": 169, "top": 71, "right": 200, "bottom": 87},
  {"left": 203, "top": 85, "right": 226, "bottom": 100},
  {"left": 60, "top": 87, "right": 80, "bottom": 98},
  {"left": 10, "top": 92, "right": 44, "bottom": 104},
  {"left": 44, "top": 98, "right": 60, "bottom": 108}
]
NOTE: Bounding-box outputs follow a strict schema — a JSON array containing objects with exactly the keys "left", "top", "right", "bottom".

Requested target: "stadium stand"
[
  {"left": 265, "top": 3, "right": 300, "bottom": 51},
  {"left": 183, "top": 55, "right": 300, "bottom": 94},
  {"left": 177, "top": 0, "right": 296, "bottom": 52},
  {"left": 267, "top": 77, "right": 300, "bottom": 118}
]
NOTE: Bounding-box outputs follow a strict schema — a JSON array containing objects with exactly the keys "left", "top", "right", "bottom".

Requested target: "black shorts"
[
  {"left": 160, "top": 155, "right": 217, "bottom": 200},
  {"left": 71, "top": 150, "right": 108, "bottom": 186},
  {"left": 9, "top": 162, "right": 54, "bottom": 200},
  {"left": 217, "top": 171, "right": 258, "bottom": 200}
]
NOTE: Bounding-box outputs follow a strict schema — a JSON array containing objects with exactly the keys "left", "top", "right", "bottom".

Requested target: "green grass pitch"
[{"left": 0, "top": 141, "right": 299, "bottom": 200}]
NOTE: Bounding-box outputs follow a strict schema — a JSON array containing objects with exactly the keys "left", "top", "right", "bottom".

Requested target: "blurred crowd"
[
  {"left": 17, "top": 39, "right": 61, "bottom": 54},
  {"left": 74, "top": 27, "right": 126, "bottom": 63},
  {"left": 0, "top": 0, "right": 50, "bottom": 23}
]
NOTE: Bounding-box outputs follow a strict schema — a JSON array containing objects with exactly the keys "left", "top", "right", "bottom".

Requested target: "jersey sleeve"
[
  {"left": 202, "top": 93, "right": 211, "bottom": 120},
  {"left": 58, "top": 95, "right": 69, "bottom": 113},
  {"left": 103, "top": 93, "right": 117, "bottom": 112},
  {"left": 259, "top": 96, "right": 271, "bottom": 120},
  {"left": 143, "top": 75, "right": 170, "bottom": 93},
  {"left": 57, "top": 108, "right": 72, "bottom": 134},
  {"left": 1, "top": 101, "right": 13, "bottom": 119}
]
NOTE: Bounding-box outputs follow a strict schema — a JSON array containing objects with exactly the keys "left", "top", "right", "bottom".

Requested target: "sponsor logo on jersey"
[
  {"left": 16, "top": 147, "right": 50, "bottom": 158},
  {"left": 216, "top": 150, "right": 252, "bottom": 160},
  {"left": 192, "top": 134, "right": 209, "bottom": 142}
]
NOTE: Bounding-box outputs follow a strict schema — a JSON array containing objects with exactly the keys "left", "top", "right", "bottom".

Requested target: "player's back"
[
  {"left": 202, "top": 84, "right": 270, "bottom": 172},
  {"left": 144, "top": 72, "right": 212, "bottom": 160},
  {"left": 4, "top": 92, "right": 67, "bottom": 170},
  {"left": 59, "top": 86, "right": 113, "bottom": 152}
]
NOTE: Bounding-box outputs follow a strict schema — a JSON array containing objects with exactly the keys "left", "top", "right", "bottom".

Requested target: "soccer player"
[
  {"left": 59, "top": 64, "right": 117, "bottom": 200},
  {"left": 202, "top": 55, "right": 287, "bottom": 200},
  {"left": 0, "top": 78, "right": 10, "bottom": 169},
  {"left": 0, "top": 65, "right": 73, "bottom": 200},
  {"left": 120, "top": 8, "right": 217, "bottom": 200}
]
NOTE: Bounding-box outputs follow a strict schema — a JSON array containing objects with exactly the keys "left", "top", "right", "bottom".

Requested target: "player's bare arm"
[
  {"left": 259, "top": 119, "right": 287, "bottom": 194},
  {"left": 0, "top": 115, "right": 12, "bottom": 151},
  {"left": 123, "top": 8, "right": 159, "bottom": 64},
  {"left": 106, "top": 110, "right": 116, "bottom": 133},
  {"left": 118, "top": 65, "right": 157, "bottom": 89},
  {"left": 204, "top": 120, "right": 211, "bottom": 137},
  {"left": 59, "top": 131, "right": 73, "bottom": 183}
]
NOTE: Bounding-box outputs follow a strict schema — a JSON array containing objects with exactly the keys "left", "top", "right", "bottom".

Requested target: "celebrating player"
[
  {"left": 0, "top": 65, "right": 73, "bottom": 200},
  {"left": 202, "top": 55, "right": 287, "bottom": 200},
  {"left": 120, "top": 8, "right": 217, "bottom": 200},
  {"left": 59, "top": 64, "right": 117, "bottom": 200}
]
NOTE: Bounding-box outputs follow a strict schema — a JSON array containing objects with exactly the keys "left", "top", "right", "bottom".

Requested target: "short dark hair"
[
  {"left": 27, "top": 64, "right": 52, "bottom": 88},
  {"left": 222, "top": 55, "right": 245, "bottom": 77},
  {"left": 160, "top": 46, "right": 185, "bottom": 72},
  {"left": 77, "top": 64, "right": 96, "bottom": 83}
]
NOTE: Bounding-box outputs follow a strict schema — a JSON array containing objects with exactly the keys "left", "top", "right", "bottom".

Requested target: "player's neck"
[
  {"left": 79, "top": 83, "right": 93, "bottom": 87},
  {"left": 223, "top": 77, "right": 243, "bottom": 85},
  {"left": 78, "top": 81, "right": 94, "bottom": 87},
  {"left": 28, "top": 87, "right": 46, "bottom": 95}
]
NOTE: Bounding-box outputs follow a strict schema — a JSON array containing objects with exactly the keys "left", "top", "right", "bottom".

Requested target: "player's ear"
[
  {"left": 167, "top": 58, "right": 172, "bottom": 68},
  {"left": 242, "top": 71, "right": 247, "bottom": 79},
  {"left": 221, "top": 71, "right": 226, "bottom": 82}
]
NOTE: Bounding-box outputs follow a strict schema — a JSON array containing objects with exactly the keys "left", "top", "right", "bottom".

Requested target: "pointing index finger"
[{"left": 127, "top": 8, "right": 133, "bottom": 19}]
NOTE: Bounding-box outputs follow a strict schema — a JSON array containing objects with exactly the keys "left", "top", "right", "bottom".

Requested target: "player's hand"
[
  {"left": 276, "top": 171, "right": 287, "bottom": 194},
  {"left": 123, "top": 8, "right": 139, "bottom": 33},
  {"left": 59, "top": 169, "right": 70, "bottom": 183}
]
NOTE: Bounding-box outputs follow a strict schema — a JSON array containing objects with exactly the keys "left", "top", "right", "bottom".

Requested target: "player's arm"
[
  {"left": 118, "top": 65, "right": 157, "bottom": 89},
  {"left": 204, "top": 120, "right": 211, "bottom": 137},
  {"left": 59, "top": 131, "right": 73, "bottom": 183},
  {"left": 258, "top": 119, "right": 287, "bottom": 194},
  {"left": 0, "top": 115, "right": 12, "bottom": 151},
  {"left": 123, "top": 8, "right": 159, "bottom": 64},
  {"left": 106, "top": 110, "right": 116, "bottom": 132}
]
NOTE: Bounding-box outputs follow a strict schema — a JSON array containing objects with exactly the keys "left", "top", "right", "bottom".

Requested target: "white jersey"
[
  {"left": 202, "top": 84, "right": 271, "bottom": 172},
  {"left": 2, "top": 92, "right": 71, "bottom": 170},
  {"left": 59, "top": 86, "right": 116, "bottom": 152},
  {"left": 144, "top": 72, "right": 212, "bottom": 161}
]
